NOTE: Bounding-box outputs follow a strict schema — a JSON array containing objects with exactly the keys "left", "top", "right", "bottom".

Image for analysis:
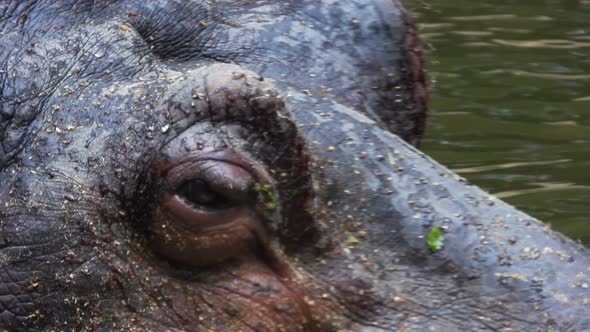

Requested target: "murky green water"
[{"left": 407, "top": 1, "right": 590, "bottom": 244}]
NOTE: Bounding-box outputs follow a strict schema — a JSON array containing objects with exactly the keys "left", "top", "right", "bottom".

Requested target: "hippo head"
[{"left": 1, "top": 0, "right": 589, "bottom": 331}]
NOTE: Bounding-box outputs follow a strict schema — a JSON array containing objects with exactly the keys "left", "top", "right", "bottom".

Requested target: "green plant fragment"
[
  {"left": 254, "top": 183, "right": 278, "bottom": 211},
  {"left": 427, "top": 226, "right": 444, "bottom": 252}
]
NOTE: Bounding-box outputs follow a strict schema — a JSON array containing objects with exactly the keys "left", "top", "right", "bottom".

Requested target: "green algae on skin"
[
  {"left": 254, "top": 183, "right": 278, "bottom": 211},
  {"left": 427, "top": 226, "right": 444, "bottom": 252},
  {"left": 288, "top": 188, "right": 302, "bottom": 198}
]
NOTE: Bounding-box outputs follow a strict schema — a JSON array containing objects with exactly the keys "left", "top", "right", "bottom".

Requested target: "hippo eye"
[
  {"left": 176, "top": 178, "right": 228, "bottom": 209},
  {"left": 162, "top": 158, "right": 257, "bottom": 228},
  {"left": 151, "top": 151, "right": 273, "bottom": 267}
]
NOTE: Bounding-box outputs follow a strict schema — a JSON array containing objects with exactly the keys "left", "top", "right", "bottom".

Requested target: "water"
[{"left": 407, "top": 0, "right": 590, "bottom": 244}]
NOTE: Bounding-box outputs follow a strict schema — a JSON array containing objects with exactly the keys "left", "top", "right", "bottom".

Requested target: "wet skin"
[{"left": 0, "top": 0, "right": 589, "bottom": 331}]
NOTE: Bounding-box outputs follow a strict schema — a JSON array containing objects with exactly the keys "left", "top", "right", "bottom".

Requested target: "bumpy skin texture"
[{"left": 0, "top": 1, "right": 589, "bottom": 331}]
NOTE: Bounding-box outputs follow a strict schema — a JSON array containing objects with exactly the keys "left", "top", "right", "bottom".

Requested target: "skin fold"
[{"left": 0, "top": 0, "right": 588, "bottom": 331}]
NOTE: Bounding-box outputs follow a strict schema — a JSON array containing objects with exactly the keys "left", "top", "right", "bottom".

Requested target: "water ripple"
[
  {"left": 482, "top": 69, "right": 590, "bottom": 80},
  {"left": 492, "top": 39, "right": 590, "bottom": 49},
  {"left": 453, "top": 159, "right": 571, "bottom": 174},
  {"left": 494, "top": 182, "right": 590, "bottom": 199}
]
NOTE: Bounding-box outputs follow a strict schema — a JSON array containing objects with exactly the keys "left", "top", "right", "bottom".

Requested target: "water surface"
[{"left": 407, "top": 0, "right": 590, "bottom": 244}]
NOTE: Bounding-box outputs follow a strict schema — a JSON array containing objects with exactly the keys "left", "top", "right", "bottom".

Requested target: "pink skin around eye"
[
  {"left": 151, "top": 150, "right": 274, "bottom": 267},
  {"left": 163, "top": 194, "right": 244, "bottom": 230}
]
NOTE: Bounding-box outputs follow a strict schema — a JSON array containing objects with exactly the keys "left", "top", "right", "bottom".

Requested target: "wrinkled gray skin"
[{"left": 1, "top": 0, "right": 589, "bottom": 331}]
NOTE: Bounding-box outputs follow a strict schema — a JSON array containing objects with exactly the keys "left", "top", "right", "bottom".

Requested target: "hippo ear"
[
  {"left": 340, "top": 1, "right": 429, "bottom": 146},
  {"left": 384, "top": 7, "right": 429, "bottom": 146},
  {"left": 280, "top": 0, "right": 430, "bottom": 145}
]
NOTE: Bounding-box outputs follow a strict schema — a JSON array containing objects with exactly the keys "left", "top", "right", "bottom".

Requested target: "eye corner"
[{"left": 151, "top": 160, "right": 174, "bottom": 178}]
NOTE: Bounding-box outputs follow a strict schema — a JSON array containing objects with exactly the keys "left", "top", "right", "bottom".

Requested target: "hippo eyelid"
[
  {"left": 164, "top": 158, "right": 257, "bottom": 205},
  {"left": 149, "top": 150, "right": 277, "bottom": 267}
]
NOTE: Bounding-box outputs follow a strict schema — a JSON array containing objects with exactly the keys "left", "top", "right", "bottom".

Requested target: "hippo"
[{"left": 1, "top": 0, "right": 589, "bottom": 331}]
